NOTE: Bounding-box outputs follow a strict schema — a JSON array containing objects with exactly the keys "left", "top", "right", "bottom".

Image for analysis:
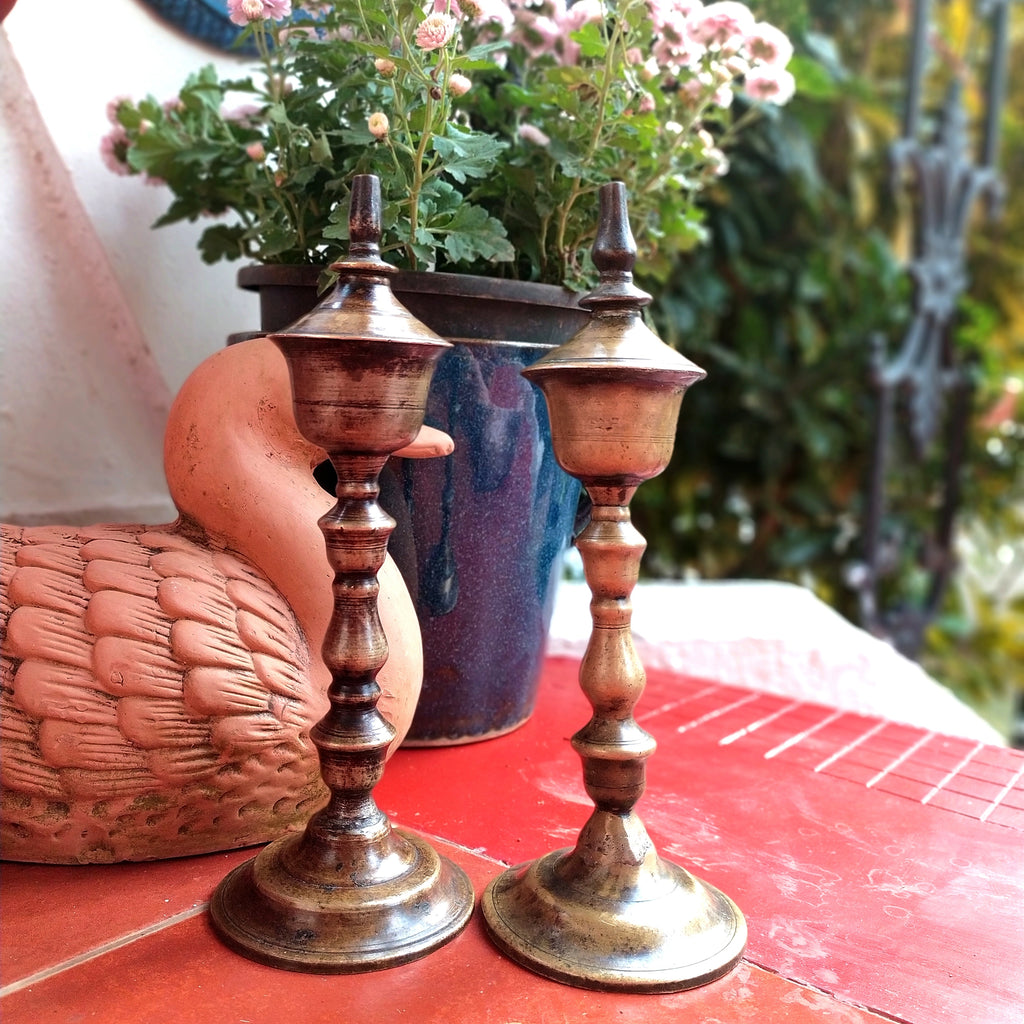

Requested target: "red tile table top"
[{"left": 3, "top": 655, "right": 1022, "bottom": 1023}]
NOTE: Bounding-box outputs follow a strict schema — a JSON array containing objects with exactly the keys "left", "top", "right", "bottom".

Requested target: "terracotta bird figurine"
[{"left": 0, "top": 337, "right": 451, "bottom": 864}]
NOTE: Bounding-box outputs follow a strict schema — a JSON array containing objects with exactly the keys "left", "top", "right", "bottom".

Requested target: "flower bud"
[
  {"left": 374, "top": 58, "right": 396, "bottom": 77},
  {"left": 367, "top": 111, "right": 390, "bottom": 139},
  {"left": 707, "top": 147, "right": 730, "bottom": 176},
  {"left": 449, "top": 73, "right": 472, "bottom": 97},
  {"left": 518, "top": 123, "right": 550, "bottom": 146},
  {"left": 105, "top": 95, "right": 132, "bottom": 126}
]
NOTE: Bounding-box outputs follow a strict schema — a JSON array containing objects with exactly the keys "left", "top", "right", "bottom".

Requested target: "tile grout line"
[
  {"left": 814, "top": 720, "right": 889, "bottom": 773},
  {"left": 865, "top": 731, "right": 934, "bottom": 789},
  {"left": 635, "top": 683, "right": 723, "bottom": 723},
  {"left": 921, "top": 742, "right": 984, "bottom": 805},
  {"left": 0, "top": 904, "right": 207, "bottom": 998},
  {"left": 764, "top": 709, "right": 844, "bottom": 760},
  {"left": 719, "top": 699, "right": 803, "bottom": 746},
  {"left": 676, "top": 692, "right": 761, "bottom": 735},
  {"left": 979, "top": 760, "right": 1024, "bottom": 822}
]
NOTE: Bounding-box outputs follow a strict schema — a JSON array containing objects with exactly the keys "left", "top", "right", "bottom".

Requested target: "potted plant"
[{"left": 102, "top": 0, "right": 795, "bottom": 743}]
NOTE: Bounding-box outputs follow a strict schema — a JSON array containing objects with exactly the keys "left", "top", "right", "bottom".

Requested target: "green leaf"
[
  {"left": 430, "top": 124, "right": 506, "bottom": 184},
  {"left": 197, "top": 223, "right": 249, "bottom": 263},
  {"left": 572, "top": 21, "right": 606, "bottom": 60},
  {"left": 439, "top": 203, "right": 514, "bottom": 264},
  {"left": 789, "top": 55, "right": 839, "bottom": 101}
]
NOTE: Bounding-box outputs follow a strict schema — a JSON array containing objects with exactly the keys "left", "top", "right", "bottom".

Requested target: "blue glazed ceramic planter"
[
  {"left": 240, "top": 266, "right": 588, "bottom": 744},
  {"left": 393, "top": 338, "right": 581, "bottom": 743}
]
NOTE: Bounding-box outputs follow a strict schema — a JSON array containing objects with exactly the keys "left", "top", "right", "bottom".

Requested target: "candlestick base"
[
  {"left": 211, "top": 827, "right": 474, "bottom": 973},
  {"left": 482, "top": 811, "right": 745, "bottom": 992}
]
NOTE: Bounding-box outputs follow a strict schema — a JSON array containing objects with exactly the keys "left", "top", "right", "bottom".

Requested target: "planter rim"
[{"left": 237, "top": 264, "right": 582, "bottom": 311}]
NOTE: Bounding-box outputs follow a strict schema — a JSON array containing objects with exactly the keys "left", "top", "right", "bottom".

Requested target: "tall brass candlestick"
[
  {"left": 209, "top": 175, "right": 474, "bottom": 972},
  {"left": 481, "top": 182, "right": 746, "bottom": 992}
]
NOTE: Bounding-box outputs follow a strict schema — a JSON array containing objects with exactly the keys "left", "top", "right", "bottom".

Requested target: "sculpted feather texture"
[{"left": 0, "top": 337, "right": 448, "bottom": 864}]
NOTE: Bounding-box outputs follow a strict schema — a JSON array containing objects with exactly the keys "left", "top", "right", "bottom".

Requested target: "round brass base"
[
  {"left": 481, "top": 848, "right": 746, "bottom": 992},
  {"left": 210, "top": 827, "right": 474, "bottom": 973}
]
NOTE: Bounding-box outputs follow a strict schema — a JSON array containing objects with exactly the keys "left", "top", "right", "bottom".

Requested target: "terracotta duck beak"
[{"left": 396, "top": 425, "right": 455, "bottom": 460}]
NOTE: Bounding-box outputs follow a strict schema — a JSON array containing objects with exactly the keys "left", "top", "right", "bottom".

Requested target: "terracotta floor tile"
[
  {"left": 2, "top": 839, "right": 892, "bottom": 1024},
  {"left": 1, "top": 847, "right": 256, "bottom": 984}
]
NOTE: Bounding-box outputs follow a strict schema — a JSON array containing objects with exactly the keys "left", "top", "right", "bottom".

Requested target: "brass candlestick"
[
  {"left": 209, "top": 175, "right": 473, "bottom": 972},
  {"left": 481, "top": 182, "right": 746, "bottom": 992}
]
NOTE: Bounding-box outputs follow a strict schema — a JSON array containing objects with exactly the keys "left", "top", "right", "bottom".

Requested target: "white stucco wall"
[{"left": 1, "top": 1, "right": 259, "bottom": 524}]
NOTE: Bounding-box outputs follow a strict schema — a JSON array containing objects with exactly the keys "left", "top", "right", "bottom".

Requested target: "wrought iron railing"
[{"left": 848, "top": 0, "right": 1011, "bottom": 661}]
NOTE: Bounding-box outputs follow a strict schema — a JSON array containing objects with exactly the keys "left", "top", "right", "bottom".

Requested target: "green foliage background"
[{"left": 630, "top": 0, "right": 1024, "bottom": 740}]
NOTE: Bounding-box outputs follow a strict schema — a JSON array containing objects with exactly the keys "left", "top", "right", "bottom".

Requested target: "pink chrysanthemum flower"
[
  {"left": 687, "top": 1, "right": 755, "bottom": 52},
  {"left": 647, "top": 0, "right": 694, "bottom": 35},
  {"left": 653, "top": 29, "right": 703, "bottom": 72},
  {"left": 415, "top": 12, "right": 457, "bottom": 51},
  {"left": 99, "top": 126, "right": 133, "bottom": 176},
  {"left": 515, "top": 14, "right": 561, "bottom": 57},
  {"left": 226, "top": 0, "right": 292, "bottom": 26},
  {"left": 744, "top": 65, "right": 796, "bottom": 104},
  {"left": 745, "top": 22, "right": 794, "bottom": 68},
  {"left": 227, "top": 0, "right": 264, "bottom": 25}
]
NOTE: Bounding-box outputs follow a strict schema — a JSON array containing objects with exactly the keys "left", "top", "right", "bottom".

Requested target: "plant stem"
[{"left": 552, "top": 0, "right": 638, "bottom": 280}]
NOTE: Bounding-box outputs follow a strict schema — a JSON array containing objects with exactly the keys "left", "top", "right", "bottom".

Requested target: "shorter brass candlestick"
[
  {"left": 481, "top": 182, "right": 746, "bottom": 992},
  {"left": 210, "top": 175, "right": 474, "bottom": 972}
]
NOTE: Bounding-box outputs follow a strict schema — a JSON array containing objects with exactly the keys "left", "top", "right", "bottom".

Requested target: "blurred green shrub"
[{"left": 633, "top": 0, "right": 1023, "bottom": 739}]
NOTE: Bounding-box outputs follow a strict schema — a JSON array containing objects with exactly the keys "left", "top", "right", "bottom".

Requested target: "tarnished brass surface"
[
  {"left": 481, "top": 182, "right": 746, "bottom": 991},
  {"left": 209, "top": 175, "right": 473, "bottom": 972},
  {"left": 210, "top": 827, "right": 472, "bottom": 972}
]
